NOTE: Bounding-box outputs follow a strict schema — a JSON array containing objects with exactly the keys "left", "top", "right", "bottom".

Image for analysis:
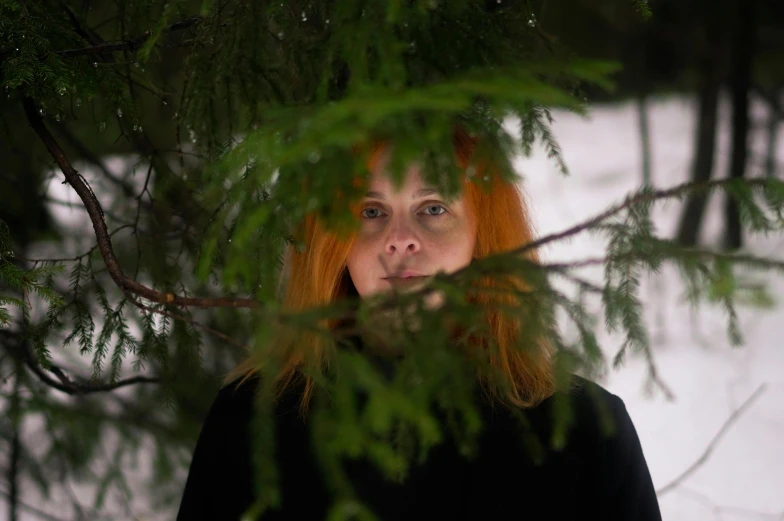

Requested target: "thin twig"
[
  {"left": 1, "top": 332, "right": 160, "bottom": 395},
  {"left": 542, "top": 248, "right": 784, "bottom": 273},
  {"left": 55, "top": 16, "right": 203, "bottom": 58},
  {"left": 518, "top": 178, "right": 781, "bottom": 256},
  {"left": 128, "top": 296, "right": 248, "bottom": 349},
  {"left": 16, "top": 224, "right": 134, "bottom": 264},
  {"left": 50, "top": 120, "right": 137, "bottom": 198},
  {"left": 676, "top": 485, "right": 784, "bottom": 520},
  {"left": 133, "top": 161, "right": 155, "bottom": 280},
  {"left": 656, "top": 383, "right": 767, "bottom": 496}
]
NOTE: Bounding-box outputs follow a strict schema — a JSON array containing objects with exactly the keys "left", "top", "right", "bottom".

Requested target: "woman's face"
[{"left": 346, "top": 149, "right": 476, "bottom": 309}]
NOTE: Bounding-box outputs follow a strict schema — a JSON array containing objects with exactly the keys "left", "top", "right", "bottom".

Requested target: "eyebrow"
[{"left": 364, "top": 187, "right": 440, "bottom": 200}]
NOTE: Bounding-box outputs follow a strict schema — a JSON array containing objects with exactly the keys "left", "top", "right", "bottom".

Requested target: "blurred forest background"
[{"left": 1, "top": 0, "right": 783, "bottom": 520}]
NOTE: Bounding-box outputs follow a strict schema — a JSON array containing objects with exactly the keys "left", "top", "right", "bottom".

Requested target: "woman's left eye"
[{"left": 422, "top": 204, "right": 447, "bottom": 217}]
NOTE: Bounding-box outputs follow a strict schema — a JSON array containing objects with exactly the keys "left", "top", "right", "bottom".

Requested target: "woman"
[{"left": 176, "top": 126, "right": 662, "bottom": 520}]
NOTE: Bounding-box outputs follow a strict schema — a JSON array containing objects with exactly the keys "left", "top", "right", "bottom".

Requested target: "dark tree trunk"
[
  {"left": 7, "top": 365, "right": 21, "bottom": 521},
  {"left": 764, "top": 88, "right": 781, "bottom": 179},
  {"left": 676, "top": 2, "right": 729, "bottom": 246},
  {"left": 675, "top": 63, "right": 722, "bottom": 245},
  {"left": 638, "top": 95, "right": 653, "bottom": 186},
  {"left": 766, "top": 112, "right": 780, "bottom": 179},
  {"left": 724, "top": 0, "right": 756, "bottom": 250}
]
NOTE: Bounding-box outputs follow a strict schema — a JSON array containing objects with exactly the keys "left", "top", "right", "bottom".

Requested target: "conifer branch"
[
  {"left": 129, "top": 297, "right": 248, "bottom": 349},
  {"left": 1, "top": 331, "right": 160, "bottom": 395},
  {"left": 545, "top": 248, "right": 784, "bottom": 272},
  {"left": 518, "top": 178, "right": 782, "bottom": 256},
  {"left": 49, "top": 120, "right": 137, "bottom": 199},
  {"left": 55, "top": 16, "right": 203, "bottom": 58},
  {"left": 23, "top": 97, "right": 258, "bottom": 310}
]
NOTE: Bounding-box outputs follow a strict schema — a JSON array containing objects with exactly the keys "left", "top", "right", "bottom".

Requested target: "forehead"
[{"left": 367, "top": 163, "right": 428, "bottom": 192}]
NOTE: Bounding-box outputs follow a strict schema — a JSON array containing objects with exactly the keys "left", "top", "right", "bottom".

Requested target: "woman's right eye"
[{"left": 361, "top": 207, "right": 384, "bottom": 219}]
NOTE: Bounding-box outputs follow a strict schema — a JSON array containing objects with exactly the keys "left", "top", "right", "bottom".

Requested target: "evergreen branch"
[
  {"left": 632, "top": 0, "right": 653, "bottom": 20},
  {"left": 49, "top": 119, "right": 137, "bottom": 198},
  {"left": 547, "top": 266, "right": 603, "bottom": 293},
  {"left": 43, "top": 195, "right": 131, "bottom": 225},
  {"left": 55, "top": 16, "right": 203, "bottom": 58},
  {"left": 128, "top": 296, "right": 247, "bottom": 349},
  {"left": 656, "top": 384, "right": 767, "bottom": 496},
  {"left": 16, "top": 224, "right": 134, "bottom": 264},
  {"left": 23, "top": 97, "right": 258, "bottom": 310},
  {"left": 518, "top": 178, "right": 783, "bottom": 256},
  {"left": 1, "top": 331, "right": 160, "bottom": 395},
  {"left": 58, "top": 0, "right": 103, "bottom": 48},
  {"left": 544, "top": 248, "right": 784, "bottom": 273}
]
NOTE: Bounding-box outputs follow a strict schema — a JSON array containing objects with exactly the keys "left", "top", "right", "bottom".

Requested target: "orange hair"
[{"left": 223, "top": 125, "right": 555, "bottom": 413}]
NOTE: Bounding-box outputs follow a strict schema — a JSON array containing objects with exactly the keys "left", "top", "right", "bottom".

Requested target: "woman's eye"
[
  {"left": 360, "top": 204, "right": 446, "bottom": 219},
  {"left": 361, "top": 207, "right": 384, "bottom": 219},
  {"left": 422, "top": 204, "right": 447, "bottom": 217}
]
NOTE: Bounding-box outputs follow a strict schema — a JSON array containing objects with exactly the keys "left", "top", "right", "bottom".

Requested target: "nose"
[{"left": 385, "top": 218, "right": 421, "bottom": 256}]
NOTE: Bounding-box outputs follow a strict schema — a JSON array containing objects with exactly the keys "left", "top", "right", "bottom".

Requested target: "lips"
[
  {"left": 384, "top": 270, "right": 424, "bottom": 279},
  {"left": 384, "top": 276, "right": 427, "bottom": 287}
]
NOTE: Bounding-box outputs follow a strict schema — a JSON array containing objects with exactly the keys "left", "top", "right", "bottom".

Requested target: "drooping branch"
[
  {"left": 23, "top": 97, "right": 258, "bottom": 310},
  {"left": 542, "top": 248, "right": 784, "bottom": 272},
  {"left": 1, "top": 332, "right": 160, "bottom": 395},
  {"left": 55, "top": 16, "right": 204, "bottom": 58},
  {"left": 518, "top": 177, "right": 782, "bottom": 256}
]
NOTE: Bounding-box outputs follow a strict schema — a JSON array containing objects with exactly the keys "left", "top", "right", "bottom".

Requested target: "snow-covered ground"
[
  {"left": 516, "top": 94, "right": 784, "bottom": 520},
  {"left": 5, "top": 94, "right": 783, "bottom": 520}
]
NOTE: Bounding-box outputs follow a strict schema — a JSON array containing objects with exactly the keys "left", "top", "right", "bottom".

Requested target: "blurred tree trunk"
[
  {"left": 638, "top": 95, "right": 652, "bottom": 186},
  {"left": 7, "top": 363, "right": 21, "bottom": 521},
  {"left": 764, "top": 87, "right": 781, "bottom": 179},
  {"left": 724, "top": 0, "right": 756, "bottom": 250},
  {"left": 675, "top": 4, "right": 728, "bottom": 246}
]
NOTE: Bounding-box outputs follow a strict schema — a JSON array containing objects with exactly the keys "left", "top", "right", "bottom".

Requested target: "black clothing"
[{"left": 177, "top": 372, "right": 661, "bottom": 520}]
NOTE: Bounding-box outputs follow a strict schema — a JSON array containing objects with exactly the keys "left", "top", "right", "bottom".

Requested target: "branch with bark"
[
  {"left": 520, "top": 177, "right": 780, "bottom": 256},
  {"left": 23, "top": 97, "right": 258, "bottom": 310},
  {"left": 55, "top": 16, "right": 204, "bottom": 58},
  {"left": 1, "top": 331, "right": 160, "bottom": 395}
]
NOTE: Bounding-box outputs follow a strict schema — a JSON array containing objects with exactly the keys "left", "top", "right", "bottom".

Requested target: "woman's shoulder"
[
  {"left": 215, "top": 373, "right": 306, "bottom": 421},
  {"left": 559, "top": 374, "right": 631, "bottom": 444},
  {"left": 213, "top": 374, "right": 261, "bottom": 414},
  {"left": 219, "top": 374, "right": 260, "bottom": 400},
  {"left": 546, "top": 373, "right": 630, "bottom": 437},
  {"left": 481, "top": 373, "right": 634, "bottom": 451},
  {"left": 533, "top": 375, "right": 660, "bottom": 519}
]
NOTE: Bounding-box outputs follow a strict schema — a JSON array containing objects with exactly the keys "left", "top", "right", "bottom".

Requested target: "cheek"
[
  {"left": 434, "top": 238, "right": 473, "bottom": 268},
  {"left": 346, "top": 240, "right": 377, "bottom": 295},
  {"left": 431, "top": 222, "right": 474, "bottom": 251}
]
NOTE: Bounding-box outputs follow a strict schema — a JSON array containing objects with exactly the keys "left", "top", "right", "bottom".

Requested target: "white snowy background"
[{"left": 3, "top": 93, "right": 783, "bottom": 520}]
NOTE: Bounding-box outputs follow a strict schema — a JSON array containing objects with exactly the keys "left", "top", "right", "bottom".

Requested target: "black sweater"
[{"left": 177, "top": 372, "right": 662, "bottom": 520}]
